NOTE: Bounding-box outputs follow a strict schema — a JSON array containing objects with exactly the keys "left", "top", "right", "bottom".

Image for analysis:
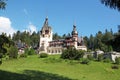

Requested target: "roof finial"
[
  {"left": 73, "top": 20, "right": 76, "bottom": 29},
  {"left": 45, "top": 9, "right": 48, "bottom": 20},
  {"left": 46, "top": 15, "right": 48, "bottom": 19},
  {"left": 44, "top": 16, "right": 48, "bottom": 26}
]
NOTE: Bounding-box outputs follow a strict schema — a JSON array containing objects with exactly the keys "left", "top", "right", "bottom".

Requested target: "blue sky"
[{"left": 0, "top": 0, "right": 120, "bottom": 37}]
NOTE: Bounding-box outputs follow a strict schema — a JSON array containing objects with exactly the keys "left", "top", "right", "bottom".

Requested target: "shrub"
[
  {"left": 115, "top": 57, "right": 120, "bottom": 65},
  {"left": 8, "top": 45, "right": 18, "bottom": 59},
  {"left": 103, "top": 58, "right": 111, "bottom": 63},
  {"left": 87, "top": 54, "right": 94, "bottom": 60},
  {"left": 0, "top": 60, "right": 2, "bottom": 65},
  {"left": 111, "top": 65, "right": 119, "bottom": 69},
  {"left": 24, "top": 48, "right": 36, "bottom": 55},
  {"left": 19, "top": 53, "right": 27, "bottom": 58},
  {"left": 97, "top": 54, "right": 104, "bottom": 61},
  {"left": 40, "top": 53, "right": 48, "bottom": 58},
  {"left": 28, "top": 48, "right": 36, "bottom": 55},
  {"left": 61, "top": 47, "right": 85, "bottom": 60},
  {"left": 81, "top": 58, "right": 90, "bottom": 64},
  {"left": 0, "top": 53, "right": 3, "bottom": 58}
]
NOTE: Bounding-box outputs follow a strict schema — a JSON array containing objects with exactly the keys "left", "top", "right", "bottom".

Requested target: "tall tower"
[
  {"left": 71, "top": 24, "right": 78, "bottom": 48},
  {"left": 39, "top": 17, "right": 53, "bottom": 53}
]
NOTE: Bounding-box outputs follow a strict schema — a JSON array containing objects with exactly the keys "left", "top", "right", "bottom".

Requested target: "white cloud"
[
  {"left": 0, "top": 16, "right": 16, "bottom": 36},
  {"left": 28, "top": 22, "right": 37, "bottom": 33}
]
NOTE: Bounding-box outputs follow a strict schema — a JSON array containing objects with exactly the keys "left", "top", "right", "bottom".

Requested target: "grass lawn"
[{"left": 0, "top": 55, "right": 120, "bottom": 80}]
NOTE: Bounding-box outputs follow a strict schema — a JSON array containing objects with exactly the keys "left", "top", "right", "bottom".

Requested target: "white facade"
[
  {"left": 39, "top": 17, "right": 53, "bottom": 53},
  {"left": 39, "top": 17, "right": 87, "bottom": 54}
]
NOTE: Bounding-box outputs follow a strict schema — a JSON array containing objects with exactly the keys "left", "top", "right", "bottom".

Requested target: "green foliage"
[
  {"left": 28, "top": 48, "right": 36, "bottom": 55},
  {"left": 81, "top": 58, "right": 90, "bottom": 64},
  {"left": 0, "top": 60, "right": 2, "bottom": 65},
  {"left": 0, "top": 34, "right": 9, "bottom": 54},
  {"left": 87, "top": 54, "right": 94, "bottom": 60},
  {"left": 115, "top": 57, "right": 120, "bottom": 65},
  {"left": 8, "top": 46, "right": 18, "bottom": 59},
  {"left": 103, "top": 58, "right": 111, "bottom": 63},
  {"left": 0, "top": 0, "right": 6, "bottom": 9},
  {"left": 53, "top": 33, "right": 61, "bottom": 40},
  {"left": 24, "top": 48, "right": 35, "bottom": 55},
  {"left": 86, "top": 29, "right": 115, "bottom": 52},
  {"left": 61, "top": 47, "right": 85, "bottom": 60},
  {"left": 0, "top": 53, "right": 3, "bottom": 58},
  {"left": 24, "top": 48, "right": 29, "bottom": 54},
  {"left": 19, "top": 54, "right": 27, "bottom": 58},
  {"left": 112, "top": 33, "right": 120, "bottom": 52},
  {"left": 101, "top": 0, "right": 120, "bottom": 11},
  {"left": 0, "top": 55, "right": 120, "bottom": 80},
  {"left": 0, "top": 34, "right": 14, "bottom": 60},
  {"left": 40, "top": 53, "right": 48, "bottom": 58},
  {"left": 111, "top": 65, "right": 119, "bottom": 69},
  {"left": 107, "top": 45, "right": 113, "bottom": 52},
  {"left": 97, "top": 54, "right": 104, "bottom": 61},
  {"left": 13, "top": 31, "right": 39, "bottom": 48}
]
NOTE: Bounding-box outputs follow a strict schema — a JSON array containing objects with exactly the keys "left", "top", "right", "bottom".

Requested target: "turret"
[
  {"left": 71, "top": 24, "right": 78, "bottom": 48},
  {"left": 39, "top": 17, "right": 53, "bottom": 53},
  {"left": 72, "top": 24, "right": 78, "bottom": 40}
]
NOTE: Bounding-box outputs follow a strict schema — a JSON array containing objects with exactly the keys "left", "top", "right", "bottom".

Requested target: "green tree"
[
  {"left": 89, "top": 34, "right": 95, "bottom": 50},
  {"left": 61, "top": 47, "right": 85, "bottom": 60},
  {"left": 53, "top": 33, "right": 61, "bottom": 40},
  {"left": 110, "top": 26, "right": 120, "bottom": 52},
  {"left": 0, "top": 33, "right": 15, "bottom": 64},
  {"left": 30, "top": 31, "right": 39, "bottom": 48},
  {"left": 20, "top": 31, "right": 31, "bottom": 46},
  {"left": 118, "top": 25, "right": 120, "bottom": 33},
  {"left": 101, "top": 0, "right": 120, "bottom": 11},
  {"left": 0, "top": 0, "right": 6, "bottom": 9},
  {"left": 102, "top": 29, "right": 113, "bottom": 44},
  {"left": 8, "top": 45, "right": 18, "bottom": 59},
  {"left": 12, "top": 31, "right": 21, "bottom": 41},
  {"left": 0, "top": 34, "right": 11, "bottom": 55},
  {"left": 83, "top": 36, "right": 89, "bottom": 48},
  {"left": 62, "top": 34, "right": 67, "bottom": 39},
  {"left": 94, "top": 31, "right": 103, "bottom": 50}
]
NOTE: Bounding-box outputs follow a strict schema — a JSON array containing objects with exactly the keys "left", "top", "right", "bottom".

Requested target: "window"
[
  {"left": 43, "top": 35, "right": 45, "bottom": 37},
  {"left": 45, "top": 30, "right": 49, "bottom": 34},
  {"left": 56, "top": 50, "right": 57, "bottom": 53}
]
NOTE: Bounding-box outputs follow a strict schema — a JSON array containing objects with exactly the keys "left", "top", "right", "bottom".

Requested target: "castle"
[{"left": 39, "top": 17, "right": 87, "bottom": 54}]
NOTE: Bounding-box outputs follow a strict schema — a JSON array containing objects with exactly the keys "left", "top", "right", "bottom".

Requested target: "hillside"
[{"left": 0, "top": 55, "right": 120, "bottom": 80}]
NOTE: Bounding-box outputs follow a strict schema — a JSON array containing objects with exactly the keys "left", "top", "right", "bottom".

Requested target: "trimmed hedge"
[
  {"left": 111, "top": 65, "right": 119, "bottom": 69},
  {"left": 81, "top": 58, "right": 90, "bottom": 64},
  {"left": 19, "top": 53, "right": 27, "bottom": 58},
  {"left": 40, "top": 53, "right": 48, "bottom": 58}
]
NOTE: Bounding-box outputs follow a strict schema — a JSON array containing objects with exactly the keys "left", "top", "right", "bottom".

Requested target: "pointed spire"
[
  {"left": 44, "top": 16, "right": 49, "bottom": 27},
  {"left": 73, "top": 22, "right": 77, "bottom": 32}
]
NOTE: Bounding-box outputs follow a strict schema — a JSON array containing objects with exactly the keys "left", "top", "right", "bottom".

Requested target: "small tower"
[
  {"left": 39, "top": 17, "right": 53, "bottom": 53},
  {"left": 71, "top": 24, "right": 78, "bottom": 48}
]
